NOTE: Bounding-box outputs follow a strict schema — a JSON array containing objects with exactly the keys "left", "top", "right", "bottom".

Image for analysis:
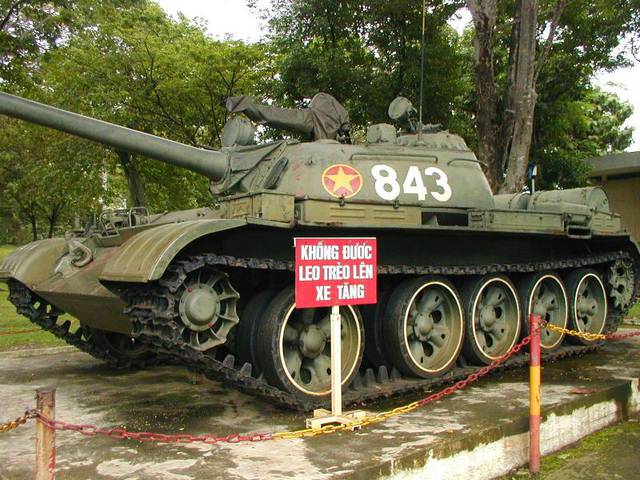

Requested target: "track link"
[{"left": 120, "top": 250, "right": 637, "bottom": 411}]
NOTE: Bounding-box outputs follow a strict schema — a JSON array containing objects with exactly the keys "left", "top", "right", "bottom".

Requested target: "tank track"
[
  {"left": 7, "top": 279, "right": 157, "bottom": 370},
  {"left": 122, "top": 250, "right": 638, "bottom": 411}
]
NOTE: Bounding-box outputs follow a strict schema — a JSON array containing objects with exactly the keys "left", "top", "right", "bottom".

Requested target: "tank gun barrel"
[{"left": 0, "top": 92, "right": 227, "bottom": 180}]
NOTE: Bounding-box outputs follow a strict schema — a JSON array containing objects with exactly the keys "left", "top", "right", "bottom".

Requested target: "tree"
[
  {"left": 534, "top": 87, "right": 633, "bottom": 189},
  {"left": 465, "top": 0, "right": 639, "bottom": 192},
  {"left": 0, "top": 1, "right": 141, "bottom": 88},
  {"left": 261, "top": 0, "right": 469, "bottom": 133},
  {"left": 1, "top": 1, "right": 265, "bottom": 240},
  {"left": 38, "top": 1, "right": 264, "bottom": 212},
  {"left": 0, "top": 118, "right": 107, "bottom": 240}
]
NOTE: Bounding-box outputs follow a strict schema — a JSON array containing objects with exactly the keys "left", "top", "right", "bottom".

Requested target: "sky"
[{"left": 157, "top": 0, "right": 640, "bottom": 151}]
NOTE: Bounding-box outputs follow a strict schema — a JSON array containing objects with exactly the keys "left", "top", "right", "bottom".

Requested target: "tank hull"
[{"left": 3, "top": 217, "right": 638, "bottom": 336}]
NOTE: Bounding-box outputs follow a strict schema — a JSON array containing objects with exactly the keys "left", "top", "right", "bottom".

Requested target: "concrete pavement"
[{"left": 0, "top": 336, "right": 639, "bottom": 479}]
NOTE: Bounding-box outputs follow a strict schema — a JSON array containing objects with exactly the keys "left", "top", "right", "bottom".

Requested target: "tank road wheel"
[
  {"left": 607, "top": 259, "right": 635, "bottom": 312},
  {"left": 462, "top": 275, "right": 521, "bottom": 365},
  {"left": 520, "top": 272, "right": 569, "bottom": 351},
  {"left": 235, "top": 288, "right": 278, "bottom": 374},
  {"left": 384, "top": 277, "right": 465, "bottom": 378},
  {"left": 565, "top": 269, "right": 608, "bottom": 345},
  {"left": 177, "top": 268, "right": 240, "bottom": 351},
  {"left": 257, "top": 287, "right": 364, "bottom": 398},
  {"left": 361, "top": 287, "right": 393, "bottom": 367}
]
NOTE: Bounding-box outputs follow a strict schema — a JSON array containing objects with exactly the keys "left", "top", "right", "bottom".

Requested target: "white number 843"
[{"left": 371, "top": 164, "right": 452, "bottom": 202}]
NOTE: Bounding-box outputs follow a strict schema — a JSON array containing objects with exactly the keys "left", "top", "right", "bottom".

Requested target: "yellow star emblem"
[
  {"left": 322, "top": 164, "right": 363, "bottom": 199},
  {"left": 325, "top": 167, "right": 359, "bottom": 194}
]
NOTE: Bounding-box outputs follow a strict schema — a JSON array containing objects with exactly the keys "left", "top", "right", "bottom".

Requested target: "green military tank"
[{"left": 0, "top": 91, "right": 638, "bottom": 410}]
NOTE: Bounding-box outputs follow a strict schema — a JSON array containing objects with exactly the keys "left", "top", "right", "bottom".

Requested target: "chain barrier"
[
  {"left": 273, "top": 332, "right": 534, "bottom": 439},
  {"left": 33, "top": 414, "right": 275, "bottom": 444},
  {"left": 0, "top": 409, "right": 36, "bottom": 433},
  {"left": 0, "top": 333, "right": 535, "bottom": 444},
  {"left": 3, "top": 321, "right": 638, "bottom": 445},
  {"left": 545, "top": 323, "right": 640, "bottom": 342}
]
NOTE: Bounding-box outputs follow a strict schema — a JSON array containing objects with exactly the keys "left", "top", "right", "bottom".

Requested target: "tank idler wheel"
[
  {"left": 177, "top": 267, "right": 240, "bottom": 352},
  {"left": 85, "top": 327, "right": 152, "bottom": 365},
  {"left": 256, "top": 287, "right": 364, "bottom": 398},
  {"left": 565, "top": 269, "right": 608, "bottom": 345},
  {"left": 235, "top": 288, "right": 278, "bottom": 375},
  {"left": 462, "top": 275, "right": 521, "bottom": 365},
  {"left": 361, "top": 287, "right": 393, "bottom": 367},
  {"left": 607, "top": 259, "right": 635, "bottom": 312},
  {"left": 383, "top": 276, "right": 465, "bottom": 378},
  {"left": 520, "top": 272, "right": 569, "bottom": 351}
]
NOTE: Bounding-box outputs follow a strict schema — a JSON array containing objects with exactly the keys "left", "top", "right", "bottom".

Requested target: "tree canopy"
[{"left": 0, "top": 0, "right": 637, "bottom": 242}]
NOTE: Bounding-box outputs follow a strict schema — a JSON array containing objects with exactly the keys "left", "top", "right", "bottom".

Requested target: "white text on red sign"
[{"left": 294, "top": 238, "right": 377, "bottom": 308}]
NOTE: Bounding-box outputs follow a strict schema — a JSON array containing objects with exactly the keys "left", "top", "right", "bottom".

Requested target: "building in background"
[{"left": 589, "top": 152, "right": 640, "bottom": 240}]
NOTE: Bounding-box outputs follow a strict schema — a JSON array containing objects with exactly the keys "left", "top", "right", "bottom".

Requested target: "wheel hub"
[
  {"left": 577, "top": 297, "right": 597, "bottom": 316},
  {"left": 414, "top": 312, "right": 434, "bottom": 340},
  {"left": 179, "top": 285, "right": 221, "bottom": 332},
  {"left": 299, "top": 325, "right": 327, "bottom": 358},
  {"left": 479, "top": 306, "right": 497, "bottom": 330},
  {"left": 533, "top": 299, "right": 550, "bottom": 319}
]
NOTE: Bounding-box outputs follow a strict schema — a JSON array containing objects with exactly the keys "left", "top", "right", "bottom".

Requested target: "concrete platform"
[{"left": 0, "top": 336, "right": 639, "bottom": 480}]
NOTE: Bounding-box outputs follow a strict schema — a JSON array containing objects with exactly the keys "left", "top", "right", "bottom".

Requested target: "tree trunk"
[
  {"left": 30, "top": 214, "right": 37, "bottom": 241},
  {"left": 467, "top": 0, "right": 567, "bottom": 193},
  {"left": 47, "top": 203, "right": 62, "bottom": 238},
  {"left": 498, "top": 3, "right": 521, "bottom": 177},
  {"left": 500, "top": 0, "right": 538, "bottom": 194},
  {"left": 466, "top": 0, "right": 501, "bottom": 191},
  {"left": 118, "top": 151, "right": 147, "bottom": 207}
]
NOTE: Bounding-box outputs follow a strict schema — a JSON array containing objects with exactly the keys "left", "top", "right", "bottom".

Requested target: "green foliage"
[
  {"left": 0, "top": 0, "right": 142, "bottom": 89},
  {"left": 38, "top": 1, "right": 264, "bottom": 212},
  {"left": 0, "top": 0, "right": 264, "bottom": 239},
  {"left": 262, "top": 0, "right": 471, "bottom": 132},
  {"left": 535, "top": 87, "right": 634, "bottom": 189},
  {"left": 263, "top": 0, "right": 636, "bottom": 187}
]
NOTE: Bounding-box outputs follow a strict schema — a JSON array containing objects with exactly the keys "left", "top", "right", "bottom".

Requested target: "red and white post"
[{"left": 529, "top": 314, "right": 542, "bottom": 475}]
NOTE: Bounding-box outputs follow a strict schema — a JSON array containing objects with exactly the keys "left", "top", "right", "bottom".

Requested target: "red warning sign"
[{"left": 294, "top": 237, "right": 377, "bottom": 308}]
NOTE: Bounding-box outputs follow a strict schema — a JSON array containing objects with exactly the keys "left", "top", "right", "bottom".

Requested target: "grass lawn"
[{"left": 0, "top": 244, "right": 76, "bottom": 351}]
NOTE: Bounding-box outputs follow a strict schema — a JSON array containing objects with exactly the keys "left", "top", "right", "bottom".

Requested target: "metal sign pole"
[
  {"left": 298, "top": 237, "right": 374, "bottom": 430},
  {"left": 306, "top": 303, "right": 365, "bottom": 429},
  {"left": 330, "top": 305, "right": 342, "bottom": 417}
]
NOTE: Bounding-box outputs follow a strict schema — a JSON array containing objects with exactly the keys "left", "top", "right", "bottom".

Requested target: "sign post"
[
  {"left": 294, "top": 237, "right": 377, "bottom": 429},
  {"left": 330, "top": 305, "right": 343, "bottom": 417}
]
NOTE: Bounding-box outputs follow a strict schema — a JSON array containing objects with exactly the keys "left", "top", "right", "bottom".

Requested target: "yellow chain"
[
  {"left": 0, "top": 412, "right": 32, "bottom": 434},
  {"left": 273, "top": 401, "right": 423, "bottom": 439},
  {"left": 544, "top": 323, "right": 606, "bottom": 341}
]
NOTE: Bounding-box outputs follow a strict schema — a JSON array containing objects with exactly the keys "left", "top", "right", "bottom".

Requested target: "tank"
[{"left": 1, "top": 91, "right": 638, "bottom": 410}]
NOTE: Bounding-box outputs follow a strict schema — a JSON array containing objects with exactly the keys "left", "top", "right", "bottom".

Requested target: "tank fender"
[
  {"left": 99, "top": 219, "right": 247, "bottom": 284},
  {"left": 0, "top": 238, "right": 67, "bottom": 288}
]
